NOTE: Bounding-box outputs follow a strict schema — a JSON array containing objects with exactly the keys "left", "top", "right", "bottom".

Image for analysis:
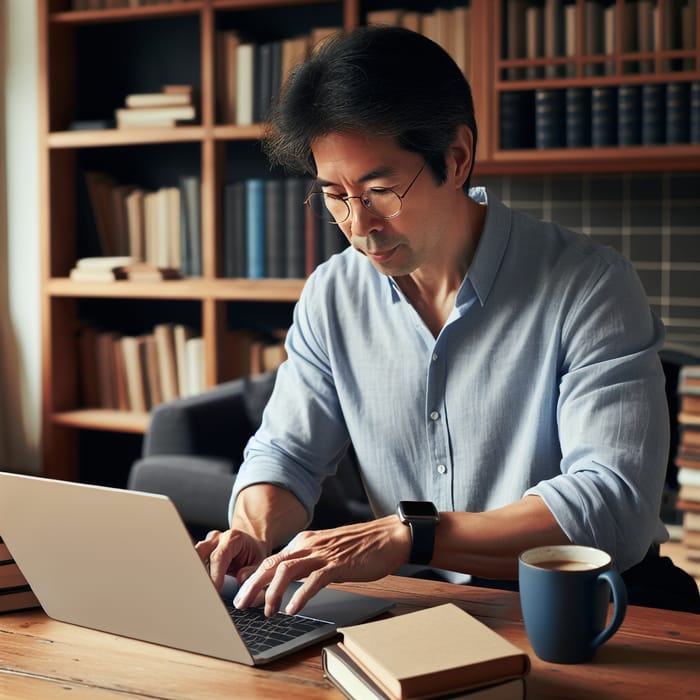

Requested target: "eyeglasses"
[{"left": 304, "top": 162, "right": 426, "bottom": 225}]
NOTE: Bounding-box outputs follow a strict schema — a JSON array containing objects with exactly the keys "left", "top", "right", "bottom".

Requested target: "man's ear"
[{"left": 448, "top": 124, "right": 475, "bottom": 190}]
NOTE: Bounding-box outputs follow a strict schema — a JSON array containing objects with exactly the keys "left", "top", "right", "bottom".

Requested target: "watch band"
[{"left": 407, "top": 518, "right": 436, "bottom": 566}]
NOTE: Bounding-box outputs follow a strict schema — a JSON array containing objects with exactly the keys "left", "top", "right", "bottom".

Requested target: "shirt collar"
[{"left": 459, "top": 187, "right": 512, "bottom": 307}]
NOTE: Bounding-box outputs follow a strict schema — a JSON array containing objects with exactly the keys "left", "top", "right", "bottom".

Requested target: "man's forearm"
[
  {"left": 231, "top": 483, "right": 310, "bottom": 555},
  {"left": 432, "top": 495, "right": 570, "bottom": 579}
]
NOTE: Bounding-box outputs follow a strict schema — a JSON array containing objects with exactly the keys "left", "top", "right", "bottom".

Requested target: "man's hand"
[
  {"left": 195, "top": 529, "right": 267, "bottom": 594},
  {"left": 231, "top": 515, "right": 411, "bottom": 617}
]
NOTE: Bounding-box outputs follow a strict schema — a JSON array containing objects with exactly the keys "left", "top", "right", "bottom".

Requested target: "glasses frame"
[{"left": 304, "top": 162, "right": 427, "bottom": 225}]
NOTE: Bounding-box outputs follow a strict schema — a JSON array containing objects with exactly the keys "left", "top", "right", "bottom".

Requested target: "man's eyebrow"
[{"left": 315, "top": 166, "right": 398, "bottom": 188}]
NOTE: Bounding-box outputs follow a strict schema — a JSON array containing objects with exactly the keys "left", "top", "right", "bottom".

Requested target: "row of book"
[
  {"left": 72, "top": 0, "right": 194, "bottom": 9},
  {"left": 77, "top": 323, "right": 287, "bottom": 412},
  {"left": 78, "top": 324, "right": 205, "bottom": 413},
  {"left": 365, "top": 5, "right": 473, "bottom": 79},
  {"left": 504, "top": 0, "right": 697, "bottom": 80},
  {"left": 674, "top": 365, "right": 700, "bottom": 580},
  {"left": 501, "top": 81, "right": 700, "bottom": 149},
  {"left": 215, "top": 27, "right": 334, "bottom": 126},
  {"left": 83, "top": 171, "right": 201, "bottom": 276},
  {"left": 222, "top": 177, "right": 348, "bottom": 281},
  {"left": 0, "top": 537, "right": 39, "bottom": 614}
]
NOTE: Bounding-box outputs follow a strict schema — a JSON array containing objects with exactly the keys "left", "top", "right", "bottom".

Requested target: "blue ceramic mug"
[{"left": 519, "top": 545, "right": 627, "bottom": 664}]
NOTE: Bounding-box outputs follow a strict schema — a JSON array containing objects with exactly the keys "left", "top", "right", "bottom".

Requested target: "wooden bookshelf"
[{"left": 39, "top": 0, "right": 700, "bottom": 483}]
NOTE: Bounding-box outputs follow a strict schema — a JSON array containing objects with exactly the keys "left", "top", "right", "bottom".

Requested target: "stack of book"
[
  {"left": 77, "top": 324, "right": 287, "bottom": 412},
  {"left": 69, "top": 257, "right": 181, "bottom": 283},
  {"left": 323, "top": 603, "right": 529, "bottom": 699},
  {"left": 675, "top": 365, "right": 700, "bottom": 579},
  {"left": 115, "top": 85, "right": 196, "bottom": 129},
  {"left": 0, "top": 537, "right": 39, "bottom": 613}
]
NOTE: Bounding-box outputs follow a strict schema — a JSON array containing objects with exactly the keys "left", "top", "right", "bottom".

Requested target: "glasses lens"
[
  {"left": 363, "top": 189, "right": 402, "bottom": 218},
  {"left": 307, "top": 193, "right": 348, "bottom": 223}
]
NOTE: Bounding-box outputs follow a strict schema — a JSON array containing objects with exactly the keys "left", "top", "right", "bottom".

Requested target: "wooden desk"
[{"left": 0, "top": 575, "right": 697, "bottom": 699}]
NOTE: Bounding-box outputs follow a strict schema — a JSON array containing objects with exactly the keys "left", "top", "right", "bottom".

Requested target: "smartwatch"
[{"left": 397, "top": 501, "right": 440, "bottom": 566}]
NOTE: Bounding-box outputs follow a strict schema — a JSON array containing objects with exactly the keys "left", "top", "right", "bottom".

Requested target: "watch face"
[{"left": 399, "top": 501, "right": 438, "bottom": 519}]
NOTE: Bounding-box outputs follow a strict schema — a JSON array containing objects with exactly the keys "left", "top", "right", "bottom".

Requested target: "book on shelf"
[
  {"left": 525, "top": 5, "right": 543, "bottom": 80},
  {"left": 543, "top": 0, "right": 565, "bottom": 79},
  {"left": 499, "top": 91, "right": 534, "bottom": 150},
  {"left": 216, "top": 30, "right": 241, "bottom": 123},
  {"left": 184, "top": 336, "right": 206, "bottom": 397},
  {"left": 692, "top": 82, "right": 700, "bottom": 145},
  {"left": 116, "top": 85, "right": 195, "bottom": 129},
  {"left": 174, "top": 324, "right": 196, "bottom": 399},
  {"left": 120, "top": 335, "right": 149, "bottom": 413},
  {"left": 583, "top": 0, "right": 606, "bottom": 77},
  {"left": 325, "top": 603, "right": 530, "bottom": 700},
  {"left": 534, "top": 89, "right": 565, "bottom": 149},
  {"left": 591, "top": 86, "right": 617, "bottom": 147},
  {"left": 122, "top": 262, "right": 182, "bottom": 282},
  {"left": 154, "top": 323, "right": 180, "bottom": 403},
  {"left": 236, "top": 42, "right": 256, "bottom": 126},
  {"left": 115, "top": 104, "right": 196, "bottom": 129},
  {"left": 223, "top": 180, "right": 247, "bottom": 278},
  {"left": 636, "top": 0, "right": 655, "bottom": 73},
  {"left": 678, "top": 484, "right": 700, "bottom": 504},
  {"left": 641, "top": 84, "right": 665, "bottom": 146},
  {"left": 565, "top": 87, "right": 592, "bottom": 147},
  {"left": 246, "top": 178, "right": 266, "bottom": 279},
  {"left": 178, "top": 174, "right": 202, "bottom": 277},
  {"left": 617, "top": 85, "right": 642, "bottom": 146},
  {"left": 264, "top": 179, "right": 287, "bottom": 279},
  {"left": 285, "top": 178, "right": 308, "bottom": 279},
  {"left": 666, "top": 82, "right": 690, "bottom": 145}
]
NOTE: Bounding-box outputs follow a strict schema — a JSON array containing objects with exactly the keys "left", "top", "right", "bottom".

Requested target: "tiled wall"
[{"left": 476, "top": 171, "right": 700, "bottom": 357}]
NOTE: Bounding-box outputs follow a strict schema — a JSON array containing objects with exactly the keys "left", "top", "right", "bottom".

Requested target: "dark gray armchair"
[{"left": 127, "top": 371, "right": 372, "bottom": 540}]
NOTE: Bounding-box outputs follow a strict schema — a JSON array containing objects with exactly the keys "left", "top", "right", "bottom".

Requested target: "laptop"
[{"left": 0, "top": 472, "right": 394, "bottom": 665}]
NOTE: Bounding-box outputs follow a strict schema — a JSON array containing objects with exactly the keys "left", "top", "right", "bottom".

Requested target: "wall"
[
  {"left": 1, "top": 0, "right": 40, "bottom": 471},
  {"left": 479, "top": 172, "right": 700, "bottom": 358}
]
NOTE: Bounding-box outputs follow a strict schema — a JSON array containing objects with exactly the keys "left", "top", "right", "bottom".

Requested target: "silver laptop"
[{"left": 0, "top": 472, "right": 393, "bottom": 664}]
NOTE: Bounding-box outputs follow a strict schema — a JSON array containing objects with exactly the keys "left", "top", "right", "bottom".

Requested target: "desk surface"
[{"left": 0, "top": 575, "right": 698, "bottom": 699}]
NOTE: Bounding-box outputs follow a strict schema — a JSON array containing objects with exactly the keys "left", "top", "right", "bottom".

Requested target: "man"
[{"left": 197, "top": 26, "right": 689, "bottom": 615}]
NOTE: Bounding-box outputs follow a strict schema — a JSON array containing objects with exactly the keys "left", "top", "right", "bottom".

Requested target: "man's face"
[{"left": 310, "top": 132, "right": 454, "bottom": 277}]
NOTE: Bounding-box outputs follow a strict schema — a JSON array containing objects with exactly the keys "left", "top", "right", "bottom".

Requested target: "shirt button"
[
  {"left": 430, "top": 410, "right": 440, "bottom": 421},
  {"left": 432, "top": 353, "right": 438, "bottom": 362},
  {"left": 437, "top": 464, "right": 447, "bottom": 474}
]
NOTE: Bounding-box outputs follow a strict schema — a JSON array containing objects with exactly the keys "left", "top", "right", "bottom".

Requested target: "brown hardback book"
[
  {"left": 333, "top": 604, "right": 529, "bottom": 700},
  {"left": 323, "top": 643, "right": 526, "bottom": 700}
]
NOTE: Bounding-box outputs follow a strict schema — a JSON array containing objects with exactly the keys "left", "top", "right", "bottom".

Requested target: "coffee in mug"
[{"left": 518, "top": 545, "right": 627, "bottom": 664}]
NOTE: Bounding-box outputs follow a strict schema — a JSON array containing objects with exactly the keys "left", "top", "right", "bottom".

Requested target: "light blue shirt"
[{"left": 231, "top": 188, "right": 669, "bottom": 573}]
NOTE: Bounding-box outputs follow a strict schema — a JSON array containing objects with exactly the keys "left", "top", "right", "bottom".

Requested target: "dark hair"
[{"left": 263, "top": 25, "right": 478, "bottom": 191}]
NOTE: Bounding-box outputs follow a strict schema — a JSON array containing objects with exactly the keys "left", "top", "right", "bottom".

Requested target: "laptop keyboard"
[{"left": 227, "top": 605, "right": 332, "bottom": 655}]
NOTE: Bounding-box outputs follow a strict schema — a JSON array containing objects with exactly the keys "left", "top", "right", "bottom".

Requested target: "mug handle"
[{"left": 590, "top": 570, "right": 628, "bottom": 650}]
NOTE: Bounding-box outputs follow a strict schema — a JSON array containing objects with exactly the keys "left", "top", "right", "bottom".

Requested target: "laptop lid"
[{"left": 0, "top": 472, "right": 393, "bottom": 664}]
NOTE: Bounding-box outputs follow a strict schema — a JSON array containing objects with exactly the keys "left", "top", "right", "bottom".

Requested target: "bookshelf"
[{"left": 39, "top": 0, "right": 700, "bottom": 484}]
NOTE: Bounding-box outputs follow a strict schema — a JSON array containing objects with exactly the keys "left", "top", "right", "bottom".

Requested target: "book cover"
[
  {"left": 223, "top": 181, "right": 247, "bottom": 278},
  {"left": 691, "top": 82, "right": 700, "bottom": 144},
  {"left": 0, "top": 586, "right": 40, "bottom": 613},
  {"left": 285, "top": 178, "right": 307, "bottom": 279},
  {"left": 119, "top": 335, "right": 149, "bottom": 413},
  {"left": 641, "top": 84, "right": 665, "bottom": 145},
  {"left": 337, "top": 604, "right": 529, "bottom": 700},
  {"left": 245, "top": 178, "right": 266, "bottom": 279},
  {"left": 153, "top": 323, "right": 179, "bottom": 402},
  {"left": 499, "top": 91, "right": 534, "bottom": 150},
  {"left": 179, "top": 175, "right": 202, "bottom": 276},
  {"left": 264, "top": 179, "right": 287, "bottom": 279},
  {"left": 236, "top": 43, "right": 255, "bottom": 126},
  {"left": 323, "top": 643, "right": 526, "bottom": 700},
  {"left": 617, "top": 85, "right": 642, "bottom": 146},
  {"left": 565, "top": 87, "right": 591, "bottom": 147},
  {"left": 591, "top": 86, "right": 617, "bottom": 147},
  {"left": 543, "top": 0, "right": 565, "bottom": 78},
  {"left": 666, "top": 82, "right": 690, "bottom": 145},
  {"left": 534, "top": 88, "right": 566, "bottom": 148}
]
